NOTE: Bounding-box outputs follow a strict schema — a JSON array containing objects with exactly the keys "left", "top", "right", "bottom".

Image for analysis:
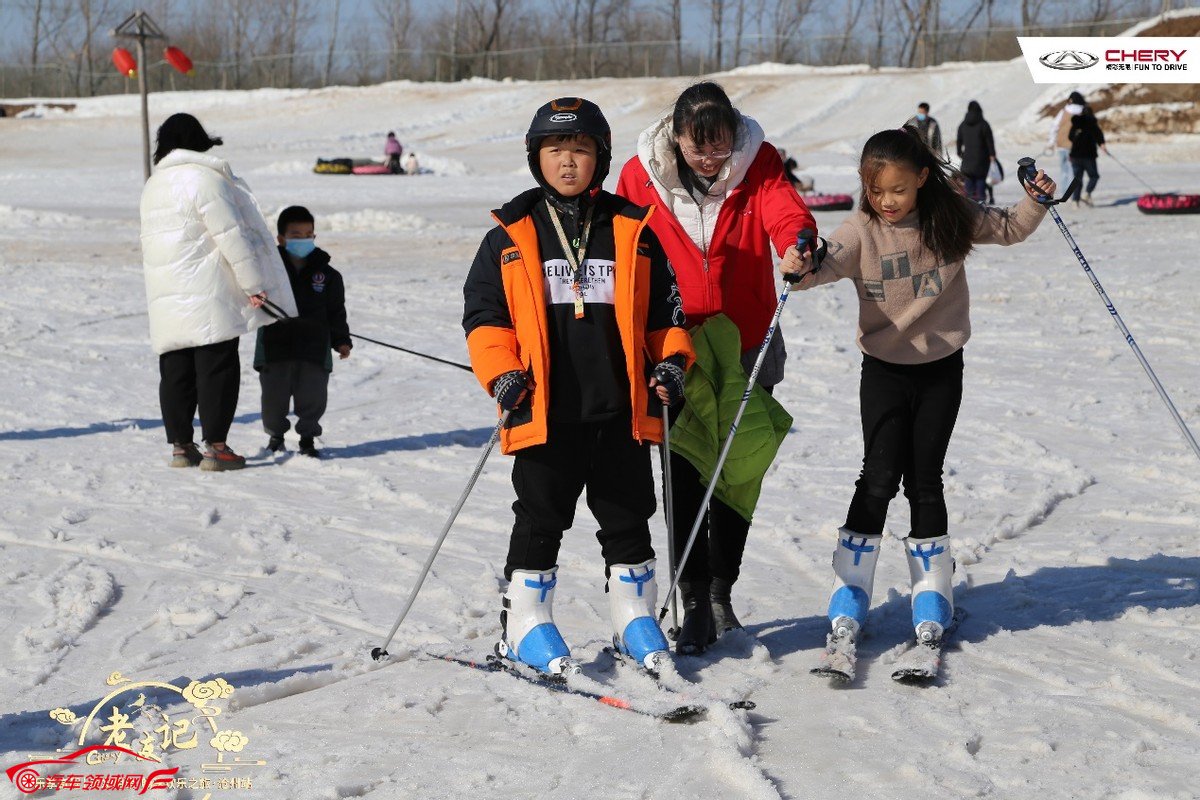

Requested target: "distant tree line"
[{"left": 0, "top": 0, "right": 1189, "bottom": 98}]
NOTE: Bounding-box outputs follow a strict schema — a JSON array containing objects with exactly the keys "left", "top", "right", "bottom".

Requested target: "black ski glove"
[
  {"left": 652, "top": 354, "right": 687, "bottom": 407},
  {"left": 492, "top": 370, "right": 531, "bottom": 411}
]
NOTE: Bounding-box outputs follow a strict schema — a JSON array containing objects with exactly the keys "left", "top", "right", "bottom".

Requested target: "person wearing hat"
[
  {"left": 1047, "top": 90, "right": 1088, "bottom": 186},
  {"left": 462, "top": 97, "right": 695, "bottom": 677}
]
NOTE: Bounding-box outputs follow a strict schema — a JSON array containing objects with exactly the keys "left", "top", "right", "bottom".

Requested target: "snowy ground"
[{"left": 1, "top": 58, "right": 1199, "bottom": 800}]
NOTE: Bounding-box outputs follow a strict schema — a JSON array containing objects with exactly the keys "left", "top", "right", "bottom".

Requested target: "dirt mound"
[{"left": 1037, "top": 12, "right": 1200, "bottom": 137}]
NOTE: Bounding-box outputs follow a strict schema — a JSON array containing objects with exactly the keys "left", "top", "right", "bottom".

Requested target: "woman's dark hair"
[
  {"left": 152, "top": 113, "right": 223, "bottom": 164},
  {"left": 671, "top": 81, "right": 739, "bottom": 198},
  {"left": 671, "top": 81, "right": 738, "bottom": 146},
  {"left": 859, "top": 126, "right": 977, "bottom": 264}
]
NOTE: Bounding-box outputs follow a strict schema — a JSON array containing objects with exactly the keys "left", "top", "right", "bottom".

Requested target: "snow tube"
[
  {"left": 314, "top": 158, "right": 352, "bottom": 174},
  {"left": 1136, "top": 193, "right": 1200, "bottom": 215},
  {"left": 803, "top": 193, "right": 855, "bottom": 212},
  {"left": 351, "top": 163, "right": 393, "bottom": 175}
]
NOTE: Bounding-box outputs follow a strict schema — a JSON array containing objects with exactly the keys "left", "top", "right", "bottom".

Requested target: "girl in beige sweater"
[{"left": 785, "top": 126, "right": 1056, "bottom": 656}]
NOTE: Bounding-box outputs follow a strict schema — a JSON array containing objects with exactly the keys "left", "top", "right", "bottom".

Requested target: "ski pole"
[
  {"left": 661, "top": 403, "right": 680, "bottom": 637},
  {"left": 350, "top": 333, "right": 473, "bottom": 372},
  {"left": 1104, "top": 150, "right": 1160, "bottom": 195},
  {"left": 1018, "top": 157, "right": 1200, "bottom": 466},
  {"left": 259, "top": 297, "right": 472, "bottom": 372},
  {"left": 371, "top": 409, "right": 511, "bottom": 660},
  {"left": 657, "top": 228, "right": 816, "bottom": 623}
]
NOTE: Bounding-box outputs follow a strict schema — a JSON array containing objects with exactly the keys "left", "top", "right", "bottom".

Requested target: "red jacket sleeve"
[{"left": 753, "top": 143, "right": 817, "bottom": 256}]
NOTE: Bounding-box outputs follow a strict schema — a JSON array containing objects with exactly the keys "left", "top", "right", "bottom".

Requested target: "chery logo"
[{"left": 1039, "top": 50, "right": 1100, "bottom": 70}]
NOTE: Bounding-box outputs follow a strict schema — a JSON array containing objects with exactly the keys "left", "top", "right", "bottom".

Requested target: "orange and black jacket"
[{"left": 463, "top": 188, "right": 695, "bottom": 454}]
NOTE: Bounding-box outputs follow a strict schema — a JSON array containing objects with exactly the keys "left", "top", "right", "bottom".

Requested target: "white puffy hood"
[
  {"left": 140, "top": 149, "right": 297, "bottom": 354},
  {"left": 635, "top": 112, "right": 765, "bottom": 252}
]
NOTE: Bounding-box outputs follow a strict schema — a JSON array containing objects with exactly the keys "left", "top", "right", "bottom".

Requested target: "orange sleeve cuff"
[
  {"left": 648, "top": 327, "right": 696, "bottom": 370},
  {"left": 466, "top": 326, "right": 523, "bottom": 392}
]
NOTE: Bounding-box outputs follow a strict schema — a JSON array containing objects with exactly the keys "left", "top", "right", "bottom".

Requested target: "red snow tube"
[
  {"left": 1137, "top": 193, "right": 1200, "bottom": 215},
  {"left": 351, "top": 163, "right": 393, "bottom": 175},
  {"left": 803, "top": 193, "right": 855, "bottom": 212}
]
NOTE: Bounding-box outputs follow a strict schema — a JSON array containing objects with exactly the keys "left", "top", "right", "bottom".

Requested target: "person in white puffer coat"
[{"left": 140, "top": 113, "right": 296, "bottom": 471}]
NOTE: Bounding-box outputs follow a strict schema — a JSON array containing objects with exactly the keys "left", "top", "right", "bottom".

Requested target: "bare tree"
[
  {"left": 671, "top": 0, "right": 683, "bottom": 74},
  {"left": 1020, "top": 0, "right": 1053, "bottom": 35},
  {"left": 708, "top": 0, "right": 725, "bottom": 72},
  {"left": 768, "top": 0, "right": 817, "bottom": 63},
  {"left": 25, "top": 0, "right": 46, "bottom": 95},
  {"left": 323, "top": 0, "right": 341, "bottom": 85},
  {"left": 374, "top": 0, "right": 414, "bottom": 81}
]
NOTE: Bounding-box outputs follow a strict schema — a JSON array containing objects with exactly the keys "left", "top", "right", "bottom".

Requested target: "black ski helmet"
[{"left": 526, "top": 97, "right": 612, "bottom": 192}]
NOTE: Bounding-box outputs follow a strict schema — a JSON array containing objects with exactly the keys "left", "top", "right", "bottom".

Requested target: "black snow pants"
[
  {"left": 505, "top": 416, "right": 656, "bottom": 580},
  {"left": 844, "top": 349, "right": 964, "bottom": 540}
]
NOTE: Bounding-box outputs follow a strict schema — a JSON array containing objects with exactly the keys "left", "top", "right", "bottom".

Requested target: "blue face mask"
[
  {"left": 284, "top": 238, "right": 316, "bottom": 258},
  {"left": 916, "top": 113, "right": 927, "bottom": 121}
]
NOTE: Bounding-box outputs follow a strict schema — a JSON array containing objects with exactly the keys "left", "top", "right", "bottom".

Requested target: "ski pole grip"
[
  {"left": 1016, "top": 156, "right": 1037, "bottom": 183},
  {"left": 1016, "top": 156, "right": 1051, "bottom": 204},
  {"left": 784, "top": 227, "right": 817, "bottom": 285}
]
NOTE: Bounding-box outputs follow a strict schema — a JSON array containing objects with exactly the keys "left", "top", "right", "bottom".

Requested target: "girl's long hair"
[
  {"left": 859, "top": 126, "right": 977, "bottom": 264},
  {"left": 670, "top": 81, "right": 739, "bottom": 198},
  {"left": 152, "top": 113, "right": 223, "bottom": 165}
]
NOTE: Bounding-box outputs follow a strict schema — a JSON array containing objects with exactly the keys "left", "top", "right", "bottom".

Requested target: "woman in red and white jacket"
[{"left": 616, "top": 81, "right": 815, "bottom": 654}]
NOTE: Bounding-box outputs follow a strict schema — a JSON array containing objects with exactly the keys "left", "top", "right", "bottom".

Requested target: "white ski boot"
[
  {"left": 608, "top": 559, "right": 671, "bottom": 671},
  {"left": 496, "top": 566, "right": 573, "bottom": 675},
  {"left": 904, "top": 534, "right": 954, "bottom": 642},
  {"left": 826, "top": 528, "right": 883, "bottom": 638}
]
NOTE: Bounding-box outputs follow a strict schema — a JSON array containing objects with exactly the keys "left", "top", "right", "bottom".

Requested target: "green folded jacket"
[{"left": 669, "top": 314, "right": 793, "bottom": 522}]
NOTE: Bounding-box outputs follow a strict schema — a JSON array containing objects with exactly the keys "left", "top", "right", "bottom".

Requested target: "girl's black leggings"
[{"left": 844, "top": 350, "right": 963, "bottom": 539}]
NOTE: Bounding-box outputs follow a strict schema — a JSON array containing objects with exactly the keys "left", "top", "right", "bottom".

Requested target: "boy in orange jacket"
[{"left": 462, "top": 97, "right": 694, "bottom": 676}]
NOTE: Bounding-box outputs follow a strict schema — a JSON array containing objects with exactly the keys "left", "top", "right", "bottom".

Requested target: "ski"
[
  {"left": 810, "top": 629, "right": 857, "bottom": 684},
  {"left": 429, "top": 652, "right": 708, "bottom": 722},
  {"left": 890, "top": 607, "right": 967, "bottom": 684},
  {"left": 601, "top": 646, "right": 757, "bottom": 711}
]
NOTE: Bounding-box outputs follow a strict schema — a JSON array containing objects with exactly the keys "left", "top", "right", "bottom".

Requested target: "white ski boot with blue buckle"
[
  {"left": 904, "top": 534, "right": 955, "bottom": 643},
  {"left": 826, "top": 528, "right": 883, "bottom": 639},
  {"left": 608, "top": 559, "right": 671, "bottom": 671},
  {"left": 496, "top": 566, "right": 575, "bottom": 676}
]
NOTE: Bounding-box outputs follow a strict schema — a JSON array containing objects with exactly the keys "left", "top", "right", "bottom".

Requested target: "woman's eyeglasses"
[{"left": 680, "top": 145, "right": 732, "bottom": 162}]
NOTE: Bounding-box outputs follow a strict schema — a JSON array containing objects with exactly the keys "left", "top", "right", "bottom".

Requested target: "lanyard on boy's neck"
[{"left": 546, "top": 200, "right": 594, "bottom": 320}]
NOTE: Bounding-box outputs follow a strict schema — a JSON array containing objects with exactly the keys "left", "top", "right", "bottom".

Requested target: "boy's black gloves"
[
  {"left": 492, "top": 370, "right": 530, "bottom": 411},
  {"left": 652, "top": 355, "right": 687, "bottom": 407}
]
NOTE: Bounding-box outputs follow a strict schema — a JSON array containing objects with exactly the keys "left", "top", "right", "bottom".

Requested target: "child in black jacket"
[{"left": 255, "top": 205, "right": 351, "bottom": 457}]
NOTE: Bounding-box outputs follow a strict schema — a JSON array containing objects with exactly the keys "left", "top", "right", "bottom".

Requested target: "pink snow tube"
[
  {"left": 803, "top": 193, "right": 855, "bottom": 212},
  {"left": 1136, "top": 193, "right": 1200, "bottom": 215},
  {"left": 351, "top": 163, "right": 393, "bottom": 175}
]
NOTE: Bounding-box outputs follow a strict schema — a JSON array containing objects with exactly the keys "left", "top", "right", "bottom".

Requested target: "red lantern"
[
  {"left": 163, "top": 46, "right": 194, "bottom": 76},
  {"left": 112, "top": 47, "right": 137, "bottom": 78}
]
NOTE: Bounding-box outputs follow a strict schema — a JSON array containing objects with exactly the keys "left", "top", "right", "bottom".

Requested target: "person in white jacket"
[
  {"left": 1046, "top": 91, "right": 1086, "bottom": 187},
  {"left": 140, "top": 113, "right": 296, "bottom": 471}
]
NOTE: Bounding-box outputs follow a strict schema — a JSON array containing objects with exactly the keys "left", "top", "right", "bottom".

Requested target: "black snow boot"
[
  {"left": 710, "top": 577, "right": 742, "bottom": 634},
  {"left": 675, "top": 580, "right": 716, "bottom": 655},
  {"left": 299, "top": 436, "right": 320, "bottom": 458}
]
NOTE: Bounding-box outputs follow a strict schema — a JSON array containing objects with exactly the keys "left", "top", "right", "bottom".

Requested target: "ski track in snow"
[{"left": 2, "top": 57, "right": 1200, "bottom": 798}]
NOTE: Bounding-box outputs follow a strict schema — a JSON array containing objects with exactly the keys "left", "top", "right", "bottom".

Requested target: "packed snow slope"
[{"left": 2, "top": 58, "right": 1199, "bottom": 800}]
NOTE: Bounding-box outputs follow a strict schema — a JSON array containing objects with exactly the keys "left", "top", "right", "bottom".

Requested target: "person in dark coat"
[
  {"left": 1068, "top": 107, "right": 1108, "bottom": 207},
  {"left": 955, "top": 100, "right": 995, "bottom": 203},
  {"left": 255, "top": 205, "right": 352, "bottom": 458}
]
